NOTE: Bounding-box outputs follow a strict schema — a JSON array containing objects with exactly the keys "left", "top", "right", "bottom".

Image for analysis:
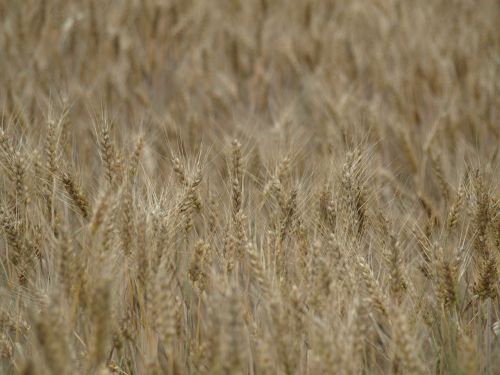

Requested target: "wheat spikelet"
[
  {"left": 153, "top": 260, "right": 178, "bottom": 357},
  {"left": 429, "top": 149, "right": 449, "bottom": 202},
  {"left": 99, "top": 122, "right": 121, "bottom": 184},
  {"left": 246, "top": 242, "right": 271, "bottom": 300},
  {"left": 171, "top": 156, "right": 187, "bottom": 186},
  {"left": 120, "top": 188, "right": 134, "bottom": 257},
  {"left": 62, "top": 172, "right": 91, "bottom": 219},
  {"left": 390, "top": 307, "right": 426, "bottom": 375},
  {"left": 13, "top": 152, "right": 29, "bottom": 210},
  {"left": 231, "top": 139, "right": 243, "bottom": 218},
  {"left": 387, "top": 233, "right": 408, "bottom": 304},
  {"left": 0, "top": 206, "right": 24, "bottom": 265},
  {"left": 57, "top": 226, "right": 73, "bottom": 298},
  {"left": 89, "top": 188, "right": 113, "bottom": 235},
  {"left": 473, "top": 254, "right": 497, "bottom": 300},
  {"left": 45, "top": 117, "right": 59, "bottom": 179},
  {"left": 33, "top": 299, "right": 73, "bottom": 374},
  {"left": 189, "top": 239, "right": 210, "bottom": 293},
  {"left": 128, "top": 135, "right": 144, "bottom": 181},
  {"left": 447, "top": 182, "right": 465, "bottom": 231},
  {"left": 436, "top": 248, "right": 457, "bottom": 309},
  {"left": 221, "top": 285, "right": 246, "bottom": 375},
  {"left": 89, "top": 280, "right": 111, "bottom": 371},
  {"left": 471, "top": 171, "right": 490, "bottom": 260},
  {"left": 357, "top": 255, "right": 388, "bottom": 318}
]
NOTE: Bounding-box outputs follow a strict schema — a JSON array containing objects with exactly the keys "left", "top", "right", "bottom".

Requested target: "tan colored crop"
[{"left": 0, "top": 0, "right": 498, "bottom": 374}]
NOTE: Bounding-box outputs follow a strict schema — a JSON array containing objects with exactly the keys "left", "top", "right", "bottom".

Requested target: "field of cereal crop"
[{"left": 0, "top": 1, "right": 499, "bottom": 374}]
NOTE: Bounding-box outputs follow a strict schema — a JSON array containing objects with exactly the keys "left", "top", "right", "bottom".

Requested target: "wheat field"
[{"left": 0, "top": 0, "right": 499, "bottom": 374}]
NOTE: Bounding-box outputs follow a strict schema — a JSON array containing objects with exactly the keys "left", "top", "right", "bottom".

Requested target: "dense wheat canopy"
[{"left": 0, "top": 0, "right": 499, "bottom": 374}]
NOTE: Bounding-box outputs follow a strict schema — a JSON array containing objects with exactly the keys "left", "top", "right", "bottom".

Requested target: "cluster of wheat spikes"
[{"left": 0, "top": 0, "right": 499, "bottom": 374}]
